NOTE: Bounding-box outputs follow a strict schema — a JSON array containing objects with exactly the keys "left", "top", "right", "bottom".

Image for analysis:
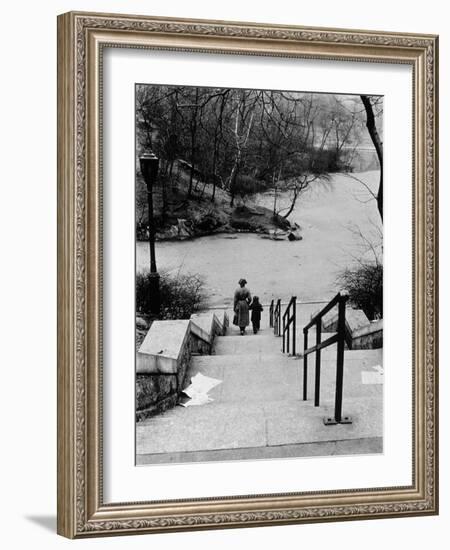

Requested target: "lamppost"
[{"left": 139, "top": 151, "right": 160, "bottom": 316}]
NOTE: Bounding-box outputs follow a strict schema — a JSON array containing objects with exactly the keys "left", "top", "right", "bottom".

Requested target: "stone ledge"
[
  {"left": 352, "top": 319, "right": 383, "bottom": 349},
  {"left": 215, "top": 309, "right": 229, "bottom": 335},
  {"left": 136, "top": 311, "right": 227, "bottom": 420},
  {"left": 190, "top": 310, "right": 228, "bottom": 342},
  {"left": 352, "top": 318, "right": 383, "bottom": 338},
  {"left": 322, "top": 308, "right": 369, "bottom": 333},
  {"left": 316, "top": 305, "right": 382, "bottom": 350},
  {"left": 190, "top": 314, "right": 216, "bottom": 343},
  {"left": 137, "top": 320, "right": 191, "bottom": 374}
]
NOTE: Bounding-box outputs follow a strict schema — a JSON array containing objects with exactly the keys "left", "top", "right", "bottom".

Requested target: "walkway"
[{"left": 136, "top": 303, "right": 383, "bottom": 465}]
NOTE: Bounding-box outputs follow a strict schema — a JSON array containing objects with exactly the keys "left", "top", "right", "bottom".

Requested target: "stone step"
[
  {"left": 193, "top": 352, "right": 296, "bottom": 366},
  {"left": 136, "top": 301, "right": 383, "bottom": 462},
  {"left": 213, "top": 330, "right": 382, "bottom": 360},
  {"left": 189, "top": 353, "right": 300, "bottom": 403},
  {"left": 225, "top": 321, "right": 271, "bottom": 335},
  {"left": 223, "top": 326, "right": 273, "bottom": 337},
  {"left": 136, "top": 395, "right": 382, "bottom": 456},
  {"left": 137, "top": 437, "right": 383, "bottom": 465},
  {"left": 303, "top": 354, "right": 383, "bottom": 404},
  {"left": 190, "top": 350, "right": 382, "bottom": 405},
  {"left": 213, "top": 333, "right": 281, "bottom": 355},
  {"left": 197, "top": 348, "right": 382, "bottom": 364}
]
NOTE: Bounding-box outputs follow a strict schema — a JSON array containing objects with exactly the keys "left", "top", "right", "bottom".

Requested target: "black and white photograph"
[
  {"left": 135, "top": 84, "right": 384, "bottom": 465},
  {"left": 0, "top": 0, "right": 443, "bottom": 545}
]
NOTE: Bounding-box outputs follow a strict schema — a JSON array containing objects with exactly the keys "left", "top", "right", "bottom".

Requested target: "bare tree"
[
  {"left": 227, "top": 90, "right": 255, "bottom": 206},
  {"left": 135, "top": 84, "right": 371, "bottom": 225},
  {"left": 360, "top": 95, "right": 383, "bottom": 220}
]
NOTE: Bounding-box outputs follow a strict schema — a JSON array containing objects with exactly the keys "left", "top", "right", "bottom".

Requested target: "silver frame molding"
[{"left": 57, "top": 11, "right": 439, "bottom": 538}]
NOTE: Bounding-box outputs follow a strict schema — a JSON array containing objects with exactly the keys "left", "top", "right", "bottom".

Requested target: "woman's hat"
[{"left": 238, "top": 278, "right": 247, "bottom": 286}]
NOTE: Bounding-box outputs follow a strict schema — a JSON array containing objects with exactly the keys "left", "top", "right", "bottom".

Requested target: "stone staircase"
[{"left": 136, "top": 303, "right": 383, "bottom": 464}]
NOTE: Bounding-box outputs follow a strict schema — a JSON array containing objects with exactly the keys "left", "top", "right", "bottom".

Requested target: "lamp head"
[{"left": 139, "top": 151, "right": 159, "bottom": 184}]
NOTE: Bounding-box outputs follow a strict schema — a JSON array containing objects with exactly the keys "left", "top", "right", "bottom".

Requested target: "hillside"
[{"left": 136, "top": 161, "right": 295, "bottom": 241}]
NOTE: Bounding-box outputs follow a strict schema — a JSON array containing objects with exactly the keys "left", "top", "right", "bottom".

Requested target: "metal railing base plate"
[{"left": 323, "top": 415, "right": 353, "bottom": 425}]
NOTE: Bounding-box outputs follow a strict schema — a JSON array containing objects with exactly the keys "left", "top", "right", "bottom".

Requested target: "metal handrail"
[
  {"left": 273, "top": 299, "right": 281, "bottom": 336},
  {"left": 269, "top": 299, "right": 274, "bottom": 328},
  {"left": 282, "top": 296, "right": 297, "bottom": 355},
  {"left": 302, "top": 291, "right": 351, "bottom": 425}
]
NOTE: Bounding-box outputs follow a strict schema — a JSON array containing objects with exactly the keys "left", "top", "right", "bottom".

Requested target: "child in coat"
[{"left": 249, "top": 296, "right": 263, "bottom": 334}]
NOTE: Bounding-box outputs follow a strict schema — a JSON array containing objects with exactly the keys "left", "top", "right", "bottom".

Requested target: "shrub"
[
  {"left": 337, "top": 262, "right": 383, "bottom": 320},
  {"left": 231, "top": 173, "right": 268, "bottom": 200},
  {"left": 136, "top": 270, "right": 206, "bottom": 320}
]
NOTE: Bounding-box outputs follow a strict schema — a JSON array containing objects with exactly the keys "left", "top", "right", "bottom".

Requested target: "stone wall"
[
  {"left": 322, "top": 307, "right": 383, "bottom": 350},
  {"left": 136, "top": 332, "right": 193, "bottom": 421},
  {"left": 351, "top": 320, "right": 383, "bottom": 350},
  {"left": 136, "top": 311, "right": 228, "bottom": 421},
  {"left": 136, "top": 373, "right": 178, "bottom": 420}
]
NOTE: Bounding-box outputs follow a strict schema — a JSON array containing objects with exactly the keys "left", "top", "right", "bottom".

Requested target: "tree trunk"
[
  {"left": 188, "top": 89, "right": 199, "bottom": 198},
  {"left": 161, "top": 179, "right": 167, "bottom": 223},
  {"left": 228, "top": 158, "right": 240, "bottom": 207},
  {"left": 212, "top": 94, "right": 226, "bottom": 202},
  {"left": 169, "top": 161, "right": 177, "bottom": 192},
  {"left": 188, "top": 167, "right": 194, "bottom": 197},
  {"left": 211, "top": 137, "right": 218, "bottom": 202},
  {"left": 282, "top": 188, "right": 299, "bottom": 219},
  {"left": 360, "top": 95, "right": 383, "bottom": 220}
]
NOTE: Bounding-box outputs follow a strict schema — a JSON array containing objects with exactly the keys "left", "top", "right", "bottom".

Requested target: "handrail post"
[
  {"left": 334, "top": 295, "right": 346, "bottom": 422},
  {"left": 314, "top": 319, "right": 322, "bottom": 406},
  {"left": 286, "top": 314, "right": 290, "bottom": 353},
  {"left": 281, "top": 297, "right": 297, "bottom": 356},
  {"left": 273, "top": 300, "right": 280, "bottom": 336},
  {"left": 324, "top": 292, "right": 352, "bottom": 425},
  {"left": 303, "top": 329, "right": 308, "bottom": 400},
  {"left": 277, "top": 300, "right": 281, "bottom": 336},
  {"left": 301, "top": 291, "right": 352, "bottom": 426},
  {"left": 274, "top": 301, "right": 277, "bottom": 336},
  {"left": 292, "top": 298, "right": 296, "bottom": 356}
]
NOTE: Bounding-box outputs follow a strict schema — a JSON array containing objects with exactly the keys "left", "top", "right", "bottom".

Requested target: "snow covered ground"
[{"left": 136, "top": 171, "right": 382, "bottom": 306}]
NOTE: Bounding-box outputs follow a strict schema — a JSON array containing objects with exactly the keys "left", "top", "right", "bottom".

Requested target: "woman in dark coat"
[{"left": 233, "top": 278, "right": 252, "bottom": 335}]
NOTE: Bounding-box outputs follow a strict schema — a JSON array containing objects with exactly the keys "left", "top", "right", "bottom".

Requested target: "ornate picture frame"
[{"left": 57, "top": 11, "right": 438, "bottom": 538}]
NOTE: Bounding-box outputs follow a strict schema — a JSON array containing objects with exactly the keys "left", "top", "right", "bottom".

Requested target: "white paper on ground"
[
  {"left": 181, "top": 373, "right": 222, "bottom": 406},
  {"left": 180, "top": 395, "right": 214, "bottom": 407}
]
